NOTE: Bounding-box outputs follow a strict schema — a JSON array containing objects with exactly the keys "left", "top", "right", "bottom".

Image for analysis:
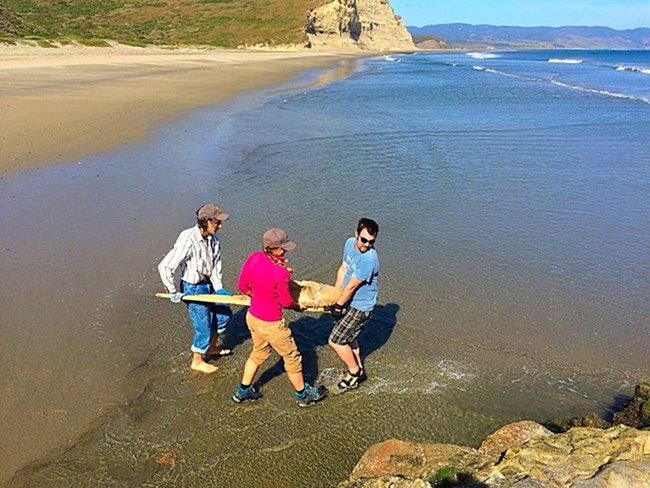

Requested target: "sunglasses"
[{"left": 359, "top": 236, "right": 376, "bottom": 245}]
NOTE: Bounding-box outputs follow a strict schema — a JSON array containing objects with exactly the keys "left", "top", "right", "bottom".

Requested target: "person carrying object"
[
  {"left": 158, "top": 203, "right": 234, "bottom": 374},
  {"left": 328, "top": 218, "right": 380, "bottom": 392},
  {"left": 232, "top": 228, "right": 326, "bottom": 407}
]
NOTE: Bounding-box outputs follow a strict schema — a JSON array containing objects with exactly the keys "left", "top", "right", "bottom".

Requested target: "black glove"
[{"left": 329, "top": 304, "right": 346, "bottom": 317}]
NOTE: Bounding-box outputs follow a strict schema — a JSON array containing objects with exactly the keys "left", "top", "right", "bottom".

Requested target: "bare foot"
[{"left": 191, "top": 361, "right": 218, "bottom": 374}]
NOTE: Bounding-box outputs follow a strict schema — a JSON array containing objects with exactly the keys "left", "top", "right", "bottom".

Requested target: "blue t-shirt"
[{"left": 342, "top": 237, "right": 380, "bottom": 312}]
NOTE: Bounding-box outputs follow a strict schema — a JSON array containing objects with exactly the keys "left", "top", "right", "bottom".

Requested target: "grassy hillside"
[{"left": 0, "top": 0, "right": 325, "bottom": 48}]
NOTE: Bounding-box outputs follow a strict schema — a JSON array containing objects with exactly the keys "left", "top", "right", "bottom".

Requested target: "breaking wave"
[
  {"left": 616, "top": 65, "right": 650, "bottom": 75},
  {"left": 548, "top": 58, "right": 583, "bottom": 64},
  {"left": 472, "top": 64, "right": 650, "bottom": 105},
  {"left": 466, "top": 52, "right": 500, "bottom": 60},
  {"left": 550, "top": 79, "right": 650, "bottom": 105}
]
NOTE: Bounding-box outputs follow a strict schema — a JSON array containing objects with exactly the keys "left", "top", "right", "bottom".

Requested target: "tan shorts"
[{"left": 246, "top": 312, "right": 302, "bottom": 374}]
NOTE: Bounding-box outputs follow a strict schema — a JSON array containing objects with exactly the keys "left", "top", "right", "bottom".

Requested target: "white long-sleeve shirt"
[{"left": 158, "top": 226, "right": 224, "bottom": 294}]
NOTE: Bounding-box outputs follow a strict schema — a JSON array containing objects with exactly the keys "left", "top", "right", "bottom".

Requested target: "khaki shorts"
[{"left": 246, "top": 312, "right": 302, "bottom": 374}]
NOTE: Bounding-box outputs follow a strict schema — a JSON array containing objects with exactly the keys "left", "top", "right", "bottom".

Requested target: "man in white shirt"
[{"left": 158, "top": 203, "right": 233, "bottom": 373}]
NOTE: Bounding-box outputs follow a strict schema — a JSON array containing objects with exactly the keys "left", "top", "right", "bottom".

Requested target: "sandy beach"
[
  {"left": 0, "top": 43, "right": 360, "bottom": 176},
  {"left": 0, "top": 43, "right": 362, "bottom": 483}
]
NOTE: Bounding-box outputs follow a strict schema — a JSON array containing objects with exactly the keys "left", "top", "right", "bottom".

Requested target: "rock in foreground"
[{"left": 339, "top": 423, "right": 650, "bottom": 487}]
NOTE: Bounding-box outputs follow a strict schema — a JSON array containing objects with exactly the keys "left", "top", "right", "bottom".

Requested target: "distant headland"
[{"left": 409, "top": 23, "right": 650, "bottom": 50}]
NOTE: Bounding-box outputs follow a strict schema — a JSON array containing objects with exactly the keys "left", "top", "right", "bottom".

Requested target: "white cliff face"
[{"left": 305, "top": 0, "right": 415, "bottom": 51}]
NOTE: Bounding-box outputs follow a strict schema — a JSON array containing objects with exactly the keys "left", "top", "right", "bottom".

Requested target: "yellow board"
[
  {"left": 155, "top": 293, "right": 251, "bottom": 306},
  {"left": 154, "top": 291, "right": 329, "bottom": 313}
]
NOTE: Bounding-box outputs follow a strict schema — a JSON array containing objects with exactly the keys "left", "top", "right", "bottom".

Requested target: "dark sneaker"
[
  {"left": 232, "top": 385, "right": 262, "bottom": 403},
  {"left": 294, "top": 383, "right": 326, "bottom": 407}
]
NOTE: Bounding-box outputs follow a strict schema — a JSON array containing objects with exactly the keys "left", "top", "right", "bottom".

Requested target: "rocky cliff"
[{"left": 305, "top": 0, "right": 415, "bottom": 51}]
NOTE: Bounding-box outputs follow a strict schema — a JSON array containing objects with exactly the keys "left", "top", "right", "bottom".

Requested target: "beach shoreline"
[
  {"left": 0, "top": 43, "right": 364, "bottom": 177},
  {"left": 0, "top": 43, "right": 366, "bottom": 484}
]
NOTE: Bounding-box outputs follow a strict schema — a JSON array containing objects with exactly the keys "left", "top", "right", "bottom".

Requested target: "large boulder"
[
  {"left": 572, "top": 459, "right": 650, "bottom": 487},
  {"left": 477, "top": 425, "right": 650, "bottom": 486},
  {"left": 479, "top": 420, "right": 554, "bottom": 458},
  {"left": 340, "top": 438, "right": 486, "bottom": 485},
  {"left": 339, "top": 422, "right": 650, "bottom": 487}
]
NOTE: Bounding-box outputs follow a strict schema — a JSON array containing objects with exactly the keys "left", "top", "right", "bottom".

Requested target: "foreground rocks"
[
  {"left": 339, "top": 383, "right": 650, "bottom": 487},
  {"left": 339, "top": 424, "right": 650, "bottom": 487}
]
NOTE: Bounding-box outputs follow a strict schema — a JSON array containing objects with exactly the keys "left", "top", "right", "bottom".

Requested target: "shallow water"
[{"left": 2, "top": 51, "right": 649, "bottom": 486}]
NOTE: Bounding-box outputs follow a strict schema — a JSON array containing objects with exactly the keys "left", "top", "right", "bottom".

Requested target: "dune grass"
[{"left": 0, "top": 0, "right": 325, "bottom": 48}]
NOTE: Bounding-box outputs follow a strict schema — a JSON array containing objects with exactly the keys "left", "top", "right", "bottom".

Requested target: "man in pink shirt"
[{"left": 232, "top": 228, "right": 326, "bottom": 407}]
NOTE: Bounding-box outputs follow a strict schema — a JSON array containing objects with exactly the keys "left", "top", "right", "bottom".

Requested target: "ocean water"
[{"left": 3, "top": 50, "right": 650, "bottom": 486}]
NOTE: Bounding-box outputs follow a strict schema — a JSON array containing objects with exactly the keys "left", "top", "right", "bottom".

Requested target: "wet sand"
[
  {"left": 5, "top": 45, "right": 647, "bottom": 487},
  {"left": 0, "top": 43, "right": 362, "bottom": 483}
]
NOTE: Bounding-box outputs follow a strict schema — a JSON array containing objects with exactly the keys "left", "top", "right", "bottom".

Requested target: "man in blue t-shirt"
[{"left": 328, "top": 217, "right": 380, "bottom": 392}]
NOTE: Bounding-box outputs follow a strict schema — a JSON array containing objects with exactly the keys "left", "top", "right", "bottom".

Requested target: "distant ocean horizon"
[{"left": 3, "top": 48, "right": 649, "bottom": 485}]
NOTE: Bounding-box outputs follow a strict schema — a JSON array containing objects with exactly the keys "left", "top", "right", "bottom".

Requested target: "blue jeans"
[{"left": 181, "top": 281, "right": 232, "bottom": 354}]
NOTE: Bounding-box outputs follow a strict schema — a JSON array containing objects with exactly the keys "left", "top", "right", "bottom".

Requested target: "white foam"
[
  {"left": 616, "top": 65, "right": 650, "bottom": 75},
  {"left": 466, "top": 52, "right": 500, "bottom": 60},
  {"left": 550, "top": 79, "right": 650, "bottom": 105},
  {"left": 383, "top": 55, "right": 401, "bottom": 62},
  {"left": 548, "top": 58, "right": 583, "bottom": 64},
  {"left": 474, "top": 66, "right": 532, "bottom": 81}
]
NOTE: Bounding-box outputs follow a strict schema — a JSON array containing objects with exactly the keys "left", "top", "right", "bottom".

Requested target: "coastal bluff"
[
  {"left": 305, "top": 0, "right": 415, "bottom": 51},
  {"left": 339, "top": 383, "right": 650, "bottom": 487}
]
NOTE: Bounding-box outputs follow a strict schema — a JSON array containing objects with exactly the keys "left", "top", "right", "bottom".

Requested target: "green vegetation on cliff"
[{"left": 0, "top": 0, "right": 325, "bottom": 47}]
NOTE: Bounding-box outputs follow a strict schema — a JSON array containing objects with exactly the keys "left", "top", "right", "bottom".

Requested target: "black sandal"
[{"left": 338, "top": 369, "right": 362, "bottom": 390}]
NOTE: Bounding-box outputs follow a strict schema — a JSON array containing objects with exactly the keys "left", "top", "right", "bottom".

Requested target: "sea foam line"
[
  {"left": 548, "top": 58, "right": 583, "bottom": 64},
  {"left": 472, "top": 66, "right": 537, "bottom": 81},
  {"left": 550, "top": 79, "right": 650, "bottom": 105},
  {"left": 616, "top": 65, "right": 650, "bottom": 75},
  {"left": 472, "top": 65, "right": 650, "bottom": 105}
]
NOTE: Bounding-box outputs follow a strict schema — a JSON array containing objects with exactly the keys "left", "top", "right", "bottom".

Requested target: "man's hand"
[
  {"left": 215, "top": 288, "right": 234, "bottom": 296},
  {"left": 170, "top": 292, "right": 185, "bottom": 303},
  {"left": 329, "top": 304, "right": 347, "bottom": 317}
]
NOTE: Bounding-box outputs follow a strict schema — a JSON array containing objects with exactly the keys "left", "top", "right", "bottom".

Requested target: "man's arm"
[
  {"left": 335, "top": 275, "right": 363, "bottom": 306},
  {"left": 334, "top": 261, "right": 347, "bottom": 289},
  {"left": 158, "top": 234, "right": 191, "bottom": 294}
]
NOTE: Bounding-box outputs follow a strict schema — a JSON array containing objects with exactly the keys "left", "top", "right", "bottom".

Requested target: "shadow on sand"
[{"left": 222, "top": 303, "right": 399, "bottom": 388}]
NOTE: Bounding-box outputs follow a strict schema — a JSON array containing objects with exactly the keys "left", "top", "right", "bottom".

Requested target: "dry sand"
[{"left": 0, "top": 43, "right": 361, "bottom": 176}]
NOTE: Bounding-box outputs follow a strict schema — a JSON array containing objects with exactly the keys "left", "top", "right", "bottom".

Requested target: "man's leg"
[
  {"left": 187, "top": 301, "right": 218, "bottom": 373},
  {"left": 207, "top": 305, "right": 232, "bottom": 356},
  {"left": 328, "top": 308, "right": 374, "bottom": 389},
  {"left": 328, "top": 341, "right": 361, "bottom": 375},
  {"left": 350, "top": 339, "right": 362, "bottom": 370}
]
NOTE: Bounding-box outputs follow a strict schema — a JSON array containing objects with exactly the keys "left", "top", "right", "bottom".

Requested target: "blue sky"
[{"left": 390, "top": 1, "right": 650, "bottom": 30}]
